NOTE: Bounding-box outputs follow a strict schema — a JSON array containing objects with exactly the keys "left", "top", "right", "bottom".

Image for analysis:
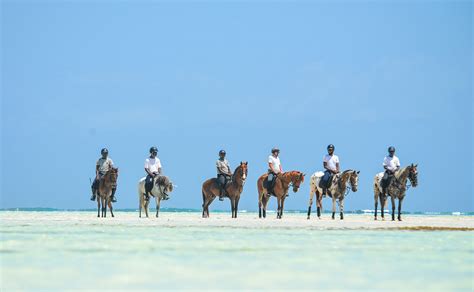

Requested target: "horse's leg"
[
  {"left": 156, "top": 196, "right": 161, "bottom": 218},
  {"left": 380, "top": 193, "right": 385, "bottom": 220},
  {"left": 235, "top": 197, "right": 240, "bottom": 218},
  {"left": 374, "top": 191, "right": 379, "bottom": 220},
  {"left": 230, "top": 197, "right": 235, "bottom": 218},
  {"left": 316, "top": 190, "right": 322, "bottom": 219},
  {"left": 206, "top": 196, "right": 216, "bottom": 218},
  {"left": 331, "top": 196, "right": 336, "bottom": 220},
  {"left": 398, "top": 197, "right": 403, "bottom": 221},
  {"left": 280, "top": 197, "right": 286, "bottom": 219},
  {"left": 104, "top": 198, "right": 107, "bottom": 218},
  {"left": 276, "top": 197, "right": 282, "bottom": 219},
  {"left": 263, "top": 195, "right": 269, "bottom": 218},
  {"left": 339, "top": 197, "right": 344, "bottom": 220},
  {"left": 109, "top": 200, "right": 114, "bottom": 217},
  {"left": 391, "top": 196, "right": 396, "bottom": 221},
  {"left": 258, "top": 191, "right": 263, "bottom": 219},
  {"left": 97, "top": 198, "right": 100, "bottom": 218},
  {"left": 307, "top": 187, "right": 314, "bottom": 220},
  {"left": 145, "top": 200, "right": 149, "bottom": 218}
]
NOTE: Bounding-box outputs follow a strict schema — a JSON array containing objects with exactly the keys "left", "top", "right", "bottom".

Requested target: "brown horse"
[
  {"left": 257, "top": 171, "right": 305, "bottom": 219},
  {"left": 202, "top": 162, "right": 248, "bottom": 218},
  {"left": 97, "top": 167, "right": 118, "bottom": 218}
]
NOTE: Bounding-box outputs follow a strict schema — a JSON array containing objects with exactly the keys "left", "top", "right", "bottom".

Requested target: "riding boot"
[
  {"left": 111, "top": 188, "right": 117, "bottom": 203},
  {"left": 219, "top": 188, "right": 225, "bottom": 201},
  {"left": 144, "top": 192, "right": 150, "bottom": 202},
  {"left": 322, "top": 188, "right": 327, "bottom": 198}
]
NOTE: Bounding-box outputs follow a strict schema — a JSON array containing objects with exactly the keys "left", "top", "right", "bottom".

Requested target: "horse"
[
  {"left": 373, "top": 164, "right": 418, "bottom": 221},
  {"left": 137, "top": 175, "right": 174, "bottom": 218},
  {"left": 257, "top": 171, "right": 305, "bottom": 219},
  {"left": 202, "top": 162, "right": 248, "bottom": 218},
  {"left": 307, "top": 169, "right": 359, "bottom": 220},
  {"left": 96, "top": 167, "right": 118, "bottom": 218}
]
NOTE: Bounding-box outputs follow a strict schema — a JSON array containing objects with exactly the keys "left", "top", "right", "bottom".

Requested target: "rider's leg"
[
  {"left": 145, "top": 175, "right": 153, "bottom": 201},
  {"left": 90, "top": 179, "right": 98, "bottom": 201},
  {"left": 218, "top": 175, "right": 225, "bottom": 201},
  {"left": 111, "top": 187, "right": 117, "bottom": 203}
]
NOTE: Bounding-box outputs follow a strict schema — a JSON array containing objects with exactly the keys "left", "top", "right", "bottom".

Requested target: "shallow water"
[{"left": 1, "top": 211, "right": 473, "bottom": 290}]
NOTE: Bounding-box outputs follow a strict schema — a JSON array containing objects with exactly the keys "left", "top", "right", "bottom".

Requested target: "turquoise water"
[{"left": 1, "top": 211, "right": 473, "bottom": 290}]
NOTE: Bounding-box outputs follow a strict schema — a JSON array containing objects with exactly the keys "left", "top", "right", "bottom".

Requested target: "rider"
[
  {"left": 267, "top": 147, "right": 283, "bottom": 195},
  {"left": 216, "top": 150, "right": 232, "bottom": 201},
  {"left": 90, "top": 148, "right": 117, "bottom": 202},
  {"left": 321, "top": 144, "right": 340, "bottom": 197},
  {"left": 144, "top": 146, "right": 163, "bottom": 201},
  {"left": 382, "top": 146, "right": 400, "bottom": 196}
]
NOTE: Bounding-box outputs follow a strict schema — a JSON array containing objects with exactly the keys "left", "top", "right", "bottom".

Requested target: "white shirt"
[
  {"left": 383, "top": 155, "right": 400, "bottom": 172},
  {"left": 97, "top": 157, "right": 114, "bottom": 173},
  {"left": 323, "top": 154, "right": 339, "bottom": 172},
  {"left": 145, "top": 157, "right": 162, "bottom": 174},
  {"left": 268, "top": 155, "right": 282, "bottom": 174}
]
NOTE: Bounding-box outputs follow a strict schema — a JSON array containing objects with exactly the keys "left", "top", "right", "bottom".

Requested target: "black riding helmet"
[
  {"left": 327, "top": 144, "right": 335, "bottom": 150},
  {"left": 219, "top": 150, "right": 226, "bottom": 155},
  {"left": 271, "top": 147, "right": 280, "bottom": 153},
  {"left": 149, "top": 146, "right": 158, "bottom": 154},
  {"left": 101, "top": 148, "right": 109, "bottom": 154},
  {"left": 388, "top": 146, "right": 396, "bottom": 153}
]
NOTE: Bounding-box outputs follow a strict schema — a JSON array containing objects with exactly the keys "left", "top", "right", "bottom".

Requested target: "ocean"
[{"left": 1, "top": 211, "right": 472, "bottom": 290}]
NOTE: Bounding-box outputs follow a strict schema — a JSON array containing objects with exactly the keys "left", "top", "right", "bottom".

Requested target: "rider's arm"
[
  {"left": 95, "top": 164, "right": 100, "bottom": 178},
  {"left": 335, "top": 162, "right": 340, "bottom": 174},
  {"left": 323, "top": 161, "right": 330, "bottom": 172},
  {"left": 157, "top": 167, "right": 162, "bottom": 175},
  {"left": 279, "top": 164, "right": 283, "bottom": 173},
  {"left": 268, "top": 163, "right": 273, "bottom": 172}
]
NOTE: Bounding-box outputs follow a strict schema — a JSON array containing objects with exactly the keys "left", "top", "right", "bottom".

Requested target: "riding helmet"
[
  {"left": 101, "top": 148, "right": 109, "bottom": 154},
  {"left": 219, "top": 150, "right": 226, "bottom": 155},
  {"left": 271, "top": 147, "right": 280, "bottom": 153},
  {"left": 388, "top": 146, "right": 396, "bottom": 153},
  {"left": 327, "top": 144, "right": 335, "bottom": 150},
  {"left": 149, "top": 146, "right": 158, "bottom": 153}
]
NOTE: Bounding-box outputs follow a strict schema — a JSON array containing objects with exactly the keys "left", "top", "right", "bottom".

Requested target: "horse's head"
[
  {"left": 408, "top": 164, "right": 418, "bottom": 187},
  {"left": 107, "top": 167, "right": 119, "bottom": 185},
  {"left": 291, "top": 171, "right": 305, "bottom": 192},
  {"left": 235, "top": 161, "right": 248, "bottom": 183},
  {"left": 348, "top": 170, "right": 360, "bottom": 192},
  {"left": 155, "top": 176, "right": 174, "bottom": 193}
]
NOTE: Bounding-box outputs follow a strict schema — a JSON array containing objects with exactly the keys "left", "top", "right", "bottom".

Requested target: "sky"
[{"left": 1, "top": 1, "right": 472, "bottom": 212}]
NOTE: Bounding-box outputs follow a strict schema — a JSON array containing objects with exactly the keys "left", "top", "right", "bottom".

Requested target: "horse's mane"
[{"left": 156, "top": 175, "right": 170, "bottom": 186}]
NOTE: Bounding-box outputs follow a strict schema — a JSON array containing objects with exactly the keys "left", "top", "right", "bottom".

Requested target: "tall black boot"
[
  {"left": 219, "top": 187, "right": 225, "bottom": 201},
  {"left": 111, "top": 188, "right": 117, "bottom": 203}
]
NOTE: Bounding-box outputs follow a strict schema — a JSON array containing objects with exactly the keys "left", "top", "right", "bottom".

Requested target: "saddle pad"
[{"left": 313, "top": 171, "right": 324, "bottom": 178}]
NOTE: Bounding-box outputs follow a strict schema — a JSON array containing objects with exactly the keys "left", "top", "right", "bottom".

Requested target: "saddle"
[{"left": 264, "top": 174, "right": 278, "bottom": 195}]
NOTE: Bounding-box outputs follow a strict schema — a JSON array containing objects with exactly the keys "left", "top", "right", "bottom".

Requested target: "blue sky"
[{"left": 1, "top": 1, "right": 472, "bottom": 212}]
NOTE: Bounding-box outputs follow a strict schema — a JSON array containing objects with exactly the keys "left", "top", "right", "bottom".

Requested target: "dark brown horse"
[
  {"left": 257, "top": 171, "right": 305, "bottom": 219},
  {"left": 97, "top": 167, "right": 118, "bottom": 218},
  {"left": 202, "top": 162, "right": 248, "bottom": 218}
]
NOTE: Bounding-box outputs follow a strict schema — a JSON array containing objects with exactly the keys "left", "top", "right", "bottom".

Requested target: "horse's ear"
[
  {"left": 414, "top": 164, "right": 418, "bottom": 167},
  {"left": 357, "top": 170, "right": 360, "bottom": 174},
  {"left": 245, "top": 161, "right": 248, "bottom": 165},
  {"left": 410, "top": 163, "right": 414, "bottom": 167},
  {"left": 303, "top": 173, "right": 306, "bottom": 177}
]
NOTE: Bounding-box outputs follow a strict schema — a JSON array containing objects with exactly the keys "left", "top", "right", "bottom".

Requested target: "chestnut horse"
[
  {"left": 202, "top": 162, "right": 248, "bottom": 218},
  {"left": 97, "top": 167, "right": 118, "bottom": 218},
  {"left": 257, "top": 171, "right": 305, "bottom": 219}
]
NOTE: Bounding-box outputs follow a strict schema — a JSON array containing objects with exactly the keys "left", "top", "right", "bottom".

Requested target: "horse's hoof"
[{"left": 307, "top": 216, "right": 310, "bottom": 220}]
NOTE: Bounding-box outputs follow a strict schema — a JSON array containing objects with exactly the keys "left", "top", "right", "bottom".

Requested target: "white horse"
[
  {"left": 307, "top": 170, "right": 359, "bottom": 220},
  {"left": 137, "top": 175, "right": 174, "bottom": 218}
]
